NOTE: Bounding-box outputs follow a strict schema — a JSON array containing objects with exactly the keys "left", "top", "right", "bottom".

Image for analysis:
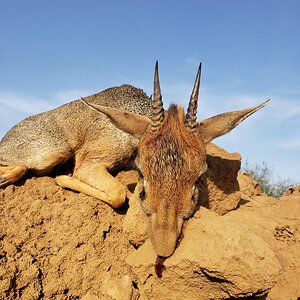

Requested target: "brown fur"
[
  {"left": 139, "top": 105, "right": 205, "bottom": 202},
  {"left": 136, "top": 105, "right": 207, "bottom": 257},
  {"left": 141, "top": 106, "right": 204, "bottom": 170}
]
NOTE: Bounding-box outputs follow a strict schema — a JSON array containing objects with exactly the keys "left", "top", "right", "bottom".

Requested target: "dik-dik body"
[
  {"left": 0, "top": 63, "right": 268, "bottom": 257},
  {"left": 0, "top": 84, "right": 152, "bottom": 208}
]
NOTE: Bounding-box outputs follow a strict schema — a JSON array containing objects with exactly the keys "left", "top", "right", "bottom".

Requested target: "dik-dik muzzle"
[{"left": 82, "top": 62, "right": 269, "bottom": 258}]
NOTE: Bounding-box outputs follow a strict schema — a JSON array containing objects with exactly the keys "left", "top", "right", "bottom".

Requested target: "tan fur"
[
  {"left": 0, "top": 85, "right": 151, "bottom": 208},
  {"left": 0, "top": 165, "right": 28, "bottom": 187},
  {"left": 0, "top": 65, "right": 268, "bottom": 257}
]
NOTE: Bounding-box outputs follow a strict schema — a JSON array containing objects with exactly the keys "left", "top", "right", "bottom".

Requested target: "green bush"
[{"left": 242, "top": 161, "right": 296, "bottom": 198}]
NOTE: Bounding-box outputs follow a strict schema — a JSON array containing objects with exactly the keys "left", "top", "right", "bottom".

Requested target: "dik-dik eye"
[
  {"left": 139, "top": 186, "right": 152, "bottom": 216},
  {"left": 139, "top": 188, "right": 146, "bottom": 200},
  {"left": 181, "top": 185, "right": 199, "bottom": 219}
]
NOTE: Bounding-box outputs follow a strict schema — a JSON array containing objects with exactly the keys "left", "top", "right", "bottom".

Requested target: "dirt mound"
[
  {"left": 0, "top": 176, "right": 136, "bottom": 300},
  {"left": 0, "top": 144, "right": 299, "bottom": 300}
]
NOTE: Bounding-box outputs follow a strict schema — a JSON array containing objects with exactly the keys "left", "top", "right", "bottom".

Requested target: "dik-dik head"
[{"left": 84, "top": 62, "right": 268, "bottom": 257}]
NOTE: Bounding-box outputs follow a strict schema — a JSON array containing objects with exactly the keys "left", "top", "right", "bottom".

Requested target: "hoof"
[
  {"left": 0, "top": 176, "right": 9, "bottom": 188},
  {"left": 0, "top": 165, "right": 27, "bottom": 188}
]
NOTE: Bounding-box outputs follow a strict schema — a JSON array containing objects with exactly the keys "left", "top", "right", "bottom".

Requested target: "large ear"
[
  {"left": 198, "top": 100, "right": 269, "bottom": 144},
  {"left": 81, "top": 99, "right": 152, "bottom": 138}
]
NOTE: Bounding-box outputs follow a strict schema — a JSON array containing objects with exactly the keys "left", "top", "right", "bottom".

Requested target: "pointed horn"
[
  {"left": 151, "top": 61, "right": 164, "bottom": 132},
  {"left": 185, "top": 63, "right": 202, "bottom": 131}
]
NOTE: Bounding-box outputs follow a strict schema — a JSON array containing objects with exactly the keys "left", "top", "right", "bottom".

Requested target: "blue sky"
[{"left": 0, "top": 0, "right": 299, "bottom": 182}]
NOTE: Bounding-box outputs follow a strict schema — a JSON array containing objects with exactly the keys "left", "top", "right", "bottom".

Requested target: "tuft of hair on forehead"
[
  {"left": 138, "top": 104, "right": 206, "bottom": 185},
  {"left": 168, "top": 103, "right": 182, "bottom": 115},
  {"left": 154, "top": 104, "right": 187, "bottom": 137},
  {"left": 149, "top": 104, "right": 198, "bottom": 143},
  {"left": 165, "top": 104, "right": 185, "bottom": 126}
]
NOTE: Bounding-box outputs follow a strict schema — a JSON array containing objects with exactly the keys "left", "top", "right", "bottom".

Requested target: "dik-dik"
[{"left": 0, "top": 62, "right": 268, "bottom": 257}]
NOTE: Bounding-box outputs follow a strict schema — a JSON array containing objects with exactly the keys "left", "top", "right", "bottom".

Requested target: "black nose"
[{"left": 155, "top": 256, "right": 167, "bottom": 278}]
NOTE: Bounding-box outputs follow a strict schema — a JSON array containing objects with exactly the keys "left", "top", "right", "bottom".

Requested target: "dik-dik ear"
[
  {"left": 198, "top": 100, "right": 269, "bottom": 144},
  {"left": 81, "top": 99, "right": 151, "bottom": 139}
]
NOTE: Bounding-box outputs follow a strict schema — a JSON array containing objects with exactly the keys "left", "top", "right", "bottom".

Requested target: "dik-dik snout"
[
  {"left": 83, "top": 61, "right": 269, "bottom": 257},
  {"left": 137, "top": 175, "right": 205, "bottom": 257}
]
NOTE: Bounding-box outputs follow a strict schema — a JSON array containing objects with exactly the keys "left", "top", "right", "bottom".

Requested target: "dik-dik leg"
[
  {"left": 0, "top": 165, "right": 28, "bottom": 188},
  {"left": 0, "top": 148, "right": 72, "bottom": 188},
  {"left": 55, "top": 162, "right": 127, "bottom": 208}
]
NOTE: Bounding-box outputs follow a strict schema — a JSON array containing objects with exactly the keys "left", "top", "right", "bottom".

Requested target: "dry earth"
[{"left": 0, "top": 144, "right": 299, "bottom": 300}]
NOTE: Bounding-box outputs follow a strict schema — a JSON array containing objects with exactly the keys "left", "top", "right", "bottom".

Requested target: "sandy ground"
[{"left": 0, "top": 151, "right": 299, "bottom": 299}]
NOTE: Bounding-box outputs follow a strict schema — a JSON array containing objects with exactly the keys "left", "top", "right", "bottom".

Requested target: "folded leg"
[
  {"left": 55, "top": 162, "right": 126, "bottom": 208},
  {"left": 0, "top": 165, "right": 28, "bottom": 188}
]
